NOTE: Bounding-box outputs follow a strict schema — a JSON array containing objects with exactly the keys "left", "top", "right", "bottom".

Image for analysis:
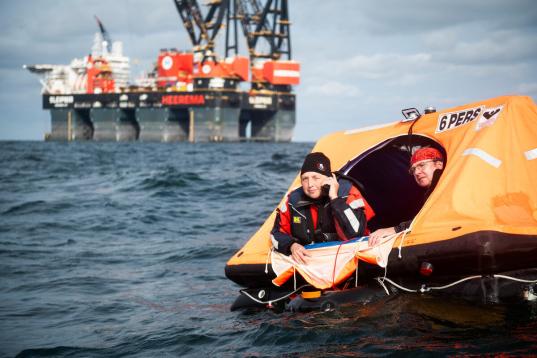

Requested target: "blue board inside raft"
[{"left": 304, "top": 236, "right": 369, "bottom": 250}]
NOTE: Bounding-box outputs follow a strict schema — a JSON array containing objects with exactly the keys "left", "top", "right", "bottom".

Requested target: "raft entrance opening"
[{"left": 340, "top": 135, "right": 446, "bottom": 232}]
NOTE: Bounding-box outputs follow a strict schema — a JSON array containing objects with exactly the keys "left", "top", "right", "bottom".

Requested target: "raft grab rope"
[
  {"left": 376, "top": 274, "right": 537, "bottom": 295},
  {"left": 239, "top": 284, "right": 312, "bottom": 306},
  {"left": 397, "top": 229, "right": 410, "bottom": 259}
]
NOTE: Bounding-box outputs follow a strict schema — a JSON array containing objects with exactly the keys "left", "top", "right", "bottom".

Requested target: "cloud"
[
  {"left": 516, "top": 83, "right": 537, "bottom": 96},
  {"left": 342, "top": 53, "right": 432, "bottom": 80},
  {"left": 302, "top": 53, "right": 432, "bottom": 90},
  {"left": 427, "top": 30, "right": 537, "bottom": 66},
  {"left": 359, "top": 0, "right": 537, "bottom": 35},
  {"left": 0, "top": 1, "right": 188, "bottom": 68},
  {"left": 304, "top": 81, "right": 362, "bottom": 97}
]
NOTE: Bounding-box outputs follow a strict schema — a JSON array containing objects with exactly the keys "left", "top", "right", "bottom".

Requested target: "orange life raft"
[{"left": 226, "top": 95, "right": 537, "bottom": 294}]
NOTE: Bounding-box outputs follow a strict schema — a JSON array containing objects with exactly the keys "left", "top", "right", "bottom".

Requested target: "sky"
[{"left": 1, "top": 0, "right": 536, "bottom": 141}]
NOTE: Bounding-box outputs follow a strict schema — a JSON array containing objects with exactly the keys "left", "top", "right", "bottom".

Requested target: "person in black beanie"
[{"left": 271, "top": 152, "right": 375, "bottom": 264}]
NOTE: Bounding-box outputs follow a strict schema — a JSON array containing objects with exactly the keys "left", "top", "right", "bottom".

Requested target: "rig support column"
[
  {"left": 137, "top": 108, "right": 188, "bottom": 142},
  {"left": 250, "top": 110, "right": 295, "bottom": 142},
  {"left": 91, "top": 108, "right": 139, "bottom": 141},
  {"left": 189, "top": 105, "right": 240, "bottom": 142},
  {"left": 189, "top": 109, "right": 195, "bottom": 142},
  {"left": 48, "top": 109, "right": 93, "bottom": 141}
]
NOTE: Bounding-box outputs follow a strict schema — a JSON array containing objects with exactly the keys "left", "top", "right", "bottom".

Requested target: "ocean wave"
[
  {"left": 208, "top": 178, "right": 262, "bottom": 198},
  {"left": 16, "top": 346, "right": 103, "bottom": 358},
  {"left": 2, "top": 200, "right": 47, "bottom": 215},
  {"left": 163, "top": 245, "right": 237, "bottom": 261},
  {"left": 9, "top": 275, "right": 127, "bottom": 296},
  {"left": 256, "top": 160, "right": 300, "bottom": 173},
  {"left": 21, "top": 153, "right": 45, "bottom": 162},
  {"left": 138, "top": 170, "right": 204, "bottom": 191},
  {"left": 2, "top": 199, "right": 73, "bottom": 216}
]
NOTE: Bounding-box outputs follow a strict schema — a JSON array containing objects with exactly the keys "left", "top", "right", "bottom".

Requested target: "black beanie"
[{"left": 301, "top": 152, "right": 331, "bottom": 176}]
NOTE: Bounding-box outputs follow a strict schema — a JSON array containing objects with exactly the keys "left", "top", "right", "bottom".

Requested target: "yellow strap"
[{"left": 301, "top": 290, "right": 321, "bottom": 299}]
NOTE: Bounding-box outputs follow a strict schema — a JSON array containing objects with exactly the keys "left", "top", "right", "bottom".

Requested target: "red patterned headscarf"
[{"left": 410, "top": 147, "right": 444, "bottom": 166}]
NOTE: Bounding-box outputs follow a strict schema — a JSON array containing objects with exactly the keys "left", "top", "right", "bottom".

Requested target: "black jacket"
[{"left": 271, "top": 179, "right": 371, "bottom": 255}]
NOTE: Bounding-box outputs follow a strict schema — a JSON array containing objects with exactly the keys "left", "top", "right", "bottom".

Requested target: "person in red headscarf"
[{"left": 368, "top": 147, "right": 444, "bottom": 246}]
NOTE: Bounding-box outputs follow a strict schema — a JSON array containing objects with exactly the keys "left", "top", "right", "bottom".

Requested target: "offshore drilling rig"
[{"left": 24, "top": 0, "right": 299, "bottom": 142}]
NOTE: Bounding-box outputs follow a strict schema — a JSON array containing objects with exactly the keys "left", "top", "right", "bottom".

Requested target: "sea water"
[{"left": 1, "top": 141, "right": 536, "bottom": 357}]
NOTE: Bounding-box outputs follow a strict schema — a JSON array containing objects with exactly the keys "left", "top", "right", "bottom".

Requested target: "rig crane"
[
  {"left": 166, "top": 0, "right": 299, "bottom": 92},
  {"left": 233, "top": 0, "right": 299, "bottom": 91},
  {"left": 235, "top": 0, "right": 292, "bottom": 61},
  {"left": 160, "top": 0, "right": 248, "bottom": 90},
  {"left": 173, "top": 0, "right": 230, "bottom": 62},
  {"left": 94, "top": 15, "right": 113, "bottom": 53}
]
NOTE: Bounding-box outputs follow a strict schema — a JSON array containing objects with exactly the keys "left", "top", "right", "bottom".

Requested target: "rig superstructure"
[{"left": 25, "top": 0, "right": 299, "bottom": 142}]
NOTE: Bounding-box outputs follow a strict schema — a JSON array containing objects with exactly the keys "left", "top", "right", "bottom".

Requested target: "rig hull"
[{"left": 42, "top": 91, "right": 296, "bottom": 142}]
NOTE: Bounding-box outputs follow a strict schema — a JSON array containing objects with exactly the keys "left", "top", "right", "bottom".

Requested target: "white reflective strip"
[
  {"left": 463, "top": 148, "right": 501, "bottom": 168},
  {"left": 273, "top": 70, "right": 300, "bottom": 78},
  {"left": 290, "top": 205, "right": 306, "bottom": 219},
  {"left": 344, "top": 208, "right": 360, "bottom": 233},
  {"left": 270, "top": 235, "right": 279, "bottom": 250},
  {"left": 524, "top": 148, "right": 537, "bottom": 161},
  {"left": 349, "top": 199, "right": 364, "bottom": 209}
]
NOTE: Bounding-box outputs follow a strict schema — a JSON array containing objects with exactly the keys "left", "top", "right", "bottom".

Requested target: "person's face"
[
  {"left": 410, "top": 160, "right": 444, "bottom": 188},
  {"left": 301, "top": 171, "right": 327, "bottom": 199}
]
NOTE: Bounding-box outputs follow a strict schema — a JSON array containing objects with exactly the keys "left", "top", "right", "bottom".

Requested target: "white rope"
[
  {"left": 494, "top": 274, "right": 537, "bottom": 284},
  {"left": 378, "top": 277, "right": 418, "bottom": 293},
  {"left": 239, "top": 284, "right": 311, "bottom": 305},
  {"left": 373, "top": 245, "right": 392, "bottom": 294},
  {"left": 240, "top": 274, "right": 537, "bottom": 306},
  {"left": 265, "top": 248, "right": 272, "bottom": 274},
  {"left": 421, "top": 275, "right": 482, "bottom": 292},
  {"left": 374, "top": 255, "right": 393, "bottom": 291},
  {"left": 376, "top": 277, "right": 391, "bottom": 295},
  {"left": 398, "top": 229, "right": 410, "bottom": 259},
  {"left": 374, "top": 232, "right": 399, "bottom": 247},
  {"left": 378, "top": 273, "right": 537, "bottom": 294}
]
